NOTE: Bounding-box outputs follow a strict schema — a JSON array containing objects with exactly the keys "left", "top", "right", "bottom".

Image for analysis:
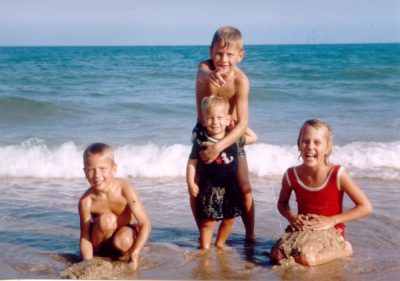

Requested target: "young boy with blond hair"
[
  {"left": 191, "top": 26, "right": 257, "bottom": 241},
  {"left": 78, "top": 143, "right": 151, "bottom": 270},
  {"left": 187, "top": 96, "right": 256, "bottom": 249}
]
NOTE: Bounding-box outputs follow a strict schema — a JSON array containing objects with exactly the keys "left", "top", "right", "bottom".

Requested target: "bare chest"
[{"left": 90, "top": 195, "right": 127, "bottom": 216}]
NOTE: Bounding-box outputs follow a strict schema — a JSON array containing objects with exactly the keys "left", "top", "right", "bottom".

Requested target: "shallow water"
[
  {"left": 0, "top": 44, "right": 399, "bottom": 279},
  {"left": 0, "top": 176, "right": 399, "bottom": 280}
]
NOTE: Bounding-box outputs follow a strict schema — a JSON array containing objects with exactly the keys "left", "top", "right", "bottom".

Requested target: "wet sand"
[{"left": 0, "top": 177, "right": 399, "bottom": 280}]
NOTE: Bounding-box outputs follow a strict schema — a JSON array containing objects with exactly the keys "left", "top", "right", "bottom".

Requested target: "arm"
[
  {"left": 124, "top": 183, "right": 151, "bottom": 270},
  {"left": 186, "top": 158, "right": 199, "bottom": 198},
  {"left": 243, "top": 127, "right": 257, "bottom": 145},
  {"left": 195, "top": 60, "right": 234, "bottom": 127},
  {"left": 201, "top": 74, "right": 250, "bottom": 163},
  {"left": 310, "top": 170, "right": 373, "bottom": 230},
  {"left": 277, "top": 173, "right": 310, "bottom": 231},
  {"left": 78, "top": 197, "right": 93, "bottom": 260}
]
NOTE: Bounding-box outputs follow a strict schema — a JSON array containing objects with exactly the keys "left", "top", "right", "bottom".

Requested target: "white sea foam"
[{"left": 0, "top": 139, "right": 399, "bottom": 180}]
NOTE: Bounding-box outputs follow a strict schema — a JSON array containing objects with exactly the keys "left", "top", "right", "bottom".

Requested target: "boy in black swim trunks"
[
  {"left": 192, "top": 26, "right": 257, "bottom": 242},
  {"left": 78, "top": 143, "right": 151, "bottom": 270},
  {"left": 187, "top": 96, "right": 256, "bottom": 249}
]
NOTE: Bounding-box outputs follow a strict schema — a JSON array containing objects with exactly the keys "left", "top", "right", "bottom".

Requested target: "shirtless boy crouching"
[{"left": 79, "top": 143, "right": 151, "bottom": 270}]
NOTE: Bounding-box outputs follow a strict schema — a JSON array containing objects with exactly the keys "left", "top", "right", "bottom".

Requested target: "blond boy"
[
  {"left": 192, "top": 26, "right": 257, "bottom": 241},
  {"left": 187, "top": 96, "right": 256, "bottom": 249},
  {"left": 79, "top": 143, "right": 151, "bottom": 270}
]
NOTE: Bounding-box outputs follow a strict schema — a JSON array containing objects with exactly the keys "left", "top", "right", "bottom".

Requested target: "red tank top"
[{"left": 286, "top": 165, "right": 345, "bottom": 235}]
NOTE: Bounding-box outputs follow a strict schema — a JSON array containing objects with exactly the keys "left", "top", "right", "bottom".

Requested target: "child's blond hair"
[
  {"left": 211, "top": 26, "right": 243, "bottom": 50},
  {"left": 201, "top": 95, "right": 230, "bottom": 119},
  {"left": 297, "top": 119, "right": 334, "bottom": 163},
  {"left": 83, "top": 142, "right": 114, "bottom": 164}
]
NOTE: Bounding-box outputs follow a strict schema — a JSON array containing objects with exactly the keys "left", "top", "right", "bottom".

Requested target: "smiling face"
[
  {"left": 84, "top": 153, "right": 116, "bottom": 192},
  {"left": 209, "top": 42, "right": 244, "bottom": 74},
  {"left": 204, "top": 103, "right": 231, "bottom": 139},
  {"left": 298, "top": 124, "right": 332, "bottom": 167}
]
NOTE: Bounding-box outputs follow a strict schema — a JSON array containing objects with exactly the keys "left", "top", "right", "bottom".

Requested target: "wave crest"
[{"left": 0, "top": 140, "right": 399, "bottom": 179}]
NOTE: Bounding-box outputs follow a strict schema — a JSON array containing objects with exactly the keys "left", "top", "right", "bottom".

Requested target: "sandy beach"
[{"left": 0, "top": 176, "right": 399, "bottom": 280}]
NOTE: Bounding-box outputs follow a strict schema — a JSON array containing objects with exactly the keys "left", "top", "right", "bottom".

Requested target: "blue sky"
[{"left": 1, "top": 0, "right": 399, "bottom": 46}]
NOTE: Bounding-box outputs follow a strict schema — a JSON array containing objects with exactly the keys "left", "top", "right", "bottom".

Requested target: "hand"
[
  {"left": 189, "top": 184, "right": 199, "bottom": 198},
  {"left": 288, "top": 214, "right": 310, "bottom": 231},
  {"left": 129, "top": 252, "right": 139, "bottom": 271},
  {"left": 199, "top": 142, "right": 221, "bottom": 164},
  {"left": 306, "top": 214, "right": 337, "bottom": 231},
  {"left": 227, "top": 119, "right": 237, "bottom": 133},
  {"left": 209, "top": 68, "right": 227, "bottom": 88}
]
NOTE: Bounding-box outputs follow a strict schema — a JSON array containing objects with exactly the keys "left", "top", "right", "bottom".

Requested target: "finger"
[
  {"left": 210, "top": 78, "right": 222, "bottom": 88},
  {"left": 200, "top": 141, "right": 212, "bottom": 147},
  {"left": 215, "top": 74, "right": 225, "bottom": 85}
]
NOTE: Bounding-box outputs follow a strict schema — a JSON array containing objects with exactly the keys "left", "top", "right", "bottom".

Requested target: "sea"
[{"left": 0, "top": 44, "right": 399, "bottom": 280}]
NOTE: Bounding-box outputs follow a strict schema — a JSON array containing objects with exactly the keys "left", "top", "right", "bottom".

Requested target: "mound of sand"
[
  {"left": 59, "top": 258, "right": 133, "bottom": 279},
  {"left": 272, "top": 227, "right": 345, "bottom": 267}
]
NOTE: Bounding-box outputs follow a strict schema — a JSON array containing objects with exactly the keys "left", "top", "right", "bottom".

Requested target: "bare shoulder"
[
  {"left": 116, "top": 178, "right": 138, "bottom": 198},
  {"left": 78, "top": 188, "right": 94, "bottom": 216},
  {"left": 234, "top": 67, "right": 249, "bottom": 84},
  {"left": 79, "top": 187, "right": 93, "bottom": 206},
  {"left": 198, "top": 59, "right": 214, "bottom": 70}
]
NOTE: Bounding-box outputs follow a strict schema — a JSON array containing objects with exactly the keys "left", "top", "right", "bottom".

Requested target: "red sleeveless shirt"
[{"left": 286, "top": 165, "right": 345, "bottom": 235}]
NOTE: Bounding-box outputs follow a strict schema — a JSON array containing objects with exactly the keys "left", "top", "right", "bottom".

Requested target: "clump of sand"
[
  {"left": 59, "top": 258, "right": 133, "bottom": 279},
  {"left": 271, "top": 227, "right": 345, "bottom": 267}
]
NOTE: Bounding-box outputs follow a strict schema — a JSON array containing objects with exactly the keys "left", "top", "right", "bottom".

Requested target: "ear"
[
  {"left": 226, "top": 114, "right": 232, "bottom": 125},
  {"left": 237, "top": 50, "right": 245, "bottom": 63}
]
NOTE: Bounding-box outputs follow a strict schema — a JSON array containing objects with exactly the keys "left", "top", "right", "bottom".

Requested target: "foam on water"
[{"left": 1, "top": 139, "right": 398, "bottom": 179}]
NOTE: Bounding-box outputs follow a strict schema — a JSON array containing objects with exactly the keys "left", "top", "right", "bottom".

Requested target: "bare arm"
[
  {"left": 78, "top": 197, "right": 93, "bottom": 260},
  {"left": 186, "top": 158, "right": 199, "bottom": 198},
  {"left": 195, "top": 61, "right": 217, "bottom": 122},
  {"left": 243, "top": 127, "right": 257, "bottom": 145},
  {"left": 277, "top": 173, "right": 310, "bottom": 231},
  {"left": 277, "top": 174, "right": 297, "bottom": 223},
  {"left": 201, "top": 73, "right": 250, "bottom": 163},
  {"left": 124, "top": 183, "right": 151, "bottom": 269}
]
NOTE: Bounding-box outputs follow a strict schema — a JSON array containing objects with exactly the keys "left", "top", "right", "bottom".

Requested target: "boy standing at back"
[
  {"left": 191, "top": 26, "right": 257, "bottom": 242},
  {"left": 79, "top": 143, "right": 151, "bottom": 270}
]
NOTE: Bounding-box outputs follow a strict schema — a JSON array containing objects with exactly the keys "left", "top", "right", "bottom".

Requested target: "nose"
[{"left": 93, "top": 168, "right": 101, "bottom": 178}]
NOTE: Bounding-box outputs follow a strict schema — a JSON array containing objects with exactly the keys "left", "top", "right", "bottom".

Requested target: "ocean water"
[{"left": 0, "top": 44, "right": 399, "bottom": 279}]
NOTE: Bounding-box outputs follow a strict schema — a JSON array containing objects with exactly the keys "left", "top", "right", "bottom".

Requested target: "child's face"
[
  {"left": 204, "top": 104, "right": 231, "bottom": 138},
  {"left": 83, "top": 153, "right": 116, "bottom": 192},
  {"left": 209, "top": 42, "right": 244, "bottom": 73},
  {"left": 298, "top": 125, "right": 330, "bottom": 167}
]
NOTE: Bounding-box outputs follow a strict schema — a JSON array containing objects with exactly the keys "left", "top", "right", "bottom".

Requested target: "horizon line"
[{"left": 0, "top": 41, "right": 399, "bottom": 48}]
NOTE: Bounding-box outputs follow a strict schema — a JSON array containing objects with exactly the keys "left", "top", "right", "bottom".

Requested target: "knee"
[
  {"left": 113, "top": 230, "right": 134, "bottom": 253},
  {"left": 201, "top": 219, "right": 215, "bottom": 228},
  {"left": 237, "top": 176, "right": 252, "bottom": 195},
  {"left": 97, "top": 213, "right": 117, "bottom": 232},
  {"left": 343, "top": 240, "right": 353, "bottom": 256}
]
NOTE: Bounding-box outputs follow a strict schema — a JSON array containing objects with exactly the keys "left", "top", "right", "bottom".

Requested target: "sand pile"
[
  {"left": 59, "top": 258, "right": 133, "bottom": 279},
  {"left": 272, "top": 227, "right": 344, "bottom": 266}
]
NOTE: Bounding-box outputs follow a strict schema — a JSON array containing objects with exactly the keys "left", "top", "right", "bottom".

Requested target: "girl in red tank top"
[{"left": 270, "top": 119, "right": 372, "bottom": 266}]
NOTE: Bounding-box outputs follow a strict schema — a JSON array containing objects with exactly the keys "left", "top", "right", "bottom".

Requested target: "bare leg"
[
  {"left": 269, "top": 238, "right": 286, "bottom": 261},
  {"left": 91, "top": 213, "right": 117, "bottom": 252},
  {"left": 189, "top": 169, "right": 201, "bottom": 232},
  {"left": 237, "top": 156, "right": 255, "bottom": 242},
  {"left": 200, "top": 219, "right": 217, "bottom": 250},
  {"left": 215, "top": 218, "right": 234, "bottom": 249},
  {"left": 113, "top": 225, "right": 137, "bottom": 253},
  {"left": 296, "top": 239, "right": 353, "bottom": 266}
]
